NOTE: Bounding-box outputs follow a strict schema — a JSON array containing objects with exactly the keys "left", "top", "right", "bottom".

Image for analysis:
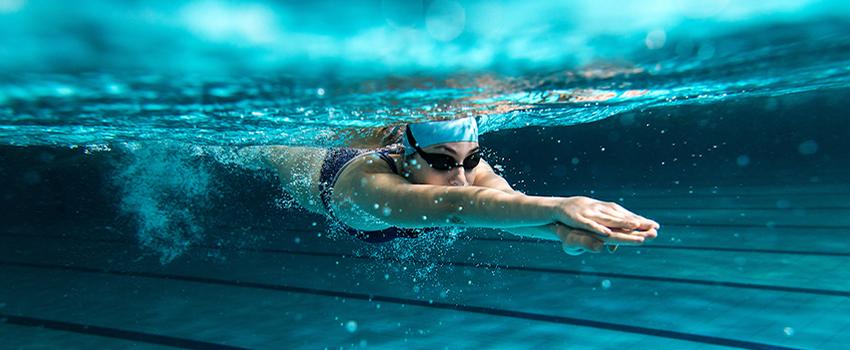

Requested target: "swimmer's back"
[
  {"left": 264, "top": 145, "right": 401, "bottom": 221},
  {"left": 264, "top": 146, "right": 328, "bottom": 214}
]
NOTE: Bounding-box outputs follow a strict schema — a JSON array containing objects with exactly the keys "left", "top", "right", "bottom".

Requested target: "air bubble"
[{"left": 798, "top": 140, "right": 818, "bottom": 155}]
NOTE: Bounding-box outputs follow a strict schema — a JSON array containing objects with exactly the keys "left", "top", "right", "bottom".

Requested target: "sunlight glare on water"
[{"left": 0, "top": 0, "right": 848, "bottom": 147}]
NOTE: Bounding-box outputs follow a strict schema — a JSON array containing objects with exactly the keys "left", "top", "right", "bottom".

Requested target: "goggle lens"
[{"left": 423, "top": 151, "right": 480, "bottom": 171}]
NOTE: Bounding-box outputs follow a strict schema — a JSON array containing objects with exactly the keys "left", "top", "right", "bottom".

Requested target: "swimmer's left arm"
[
  {"left": 473, "top": 159, "right": 563, "bottom": 238},
  {"left": 472, "top": 159, "right": 648, "bottom": 254}
]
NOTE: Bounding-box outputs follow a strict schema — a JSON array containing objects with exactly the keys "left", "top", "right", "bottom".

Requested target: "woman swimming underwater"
[{"left": 254, "top": 117, "right": 659, "bottom": 255}]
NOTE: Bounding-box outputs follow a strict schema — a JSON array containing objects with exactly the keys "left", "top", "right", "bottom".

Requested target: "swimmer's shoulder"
[
  {"left": 340, "top": 150, "right": 401, "bottom": 178},
  {"left": 333, "top": 145, "right": 408, "bottom": 195}
]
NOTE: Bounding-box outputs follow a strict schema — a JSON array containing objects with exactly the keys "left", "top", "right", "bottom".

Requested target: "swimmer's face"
[{"left": 402, "top": 141, "right": 479, "bottom": 186}]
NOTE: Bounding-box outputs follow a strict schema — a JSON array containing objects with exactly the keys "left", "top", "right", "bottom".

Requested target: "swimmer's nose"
[{"left": 448, "top": 167, "right": 469, "bottom": 186}]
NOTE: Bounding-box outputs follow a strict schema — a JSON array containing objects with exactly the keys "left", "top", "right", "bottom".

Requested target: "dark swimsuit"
[{"left": 318, "top": 145, "right": 429, "bottom": 243}]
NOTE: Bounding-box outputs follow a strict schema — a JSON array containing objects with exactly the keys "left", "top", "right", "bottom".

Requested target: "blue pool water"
[{"left": 1, "top": 1, "right": 850, "bottom": 349}]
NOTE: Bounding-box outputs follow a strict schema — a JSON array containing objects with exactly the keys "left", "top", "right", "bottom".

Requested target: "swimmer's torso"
[
  {"left": 323, "top": 147, "right": 406, "bottom": 231},
  {"left": 265, "top": 145, "right": 404, "bottom": 230}
]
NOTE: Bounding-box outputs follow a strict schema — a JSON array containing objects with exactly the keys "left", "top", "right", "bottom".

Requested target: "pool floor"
[{"left": 1, "top": 183, "right": 849, "bottom": 349}]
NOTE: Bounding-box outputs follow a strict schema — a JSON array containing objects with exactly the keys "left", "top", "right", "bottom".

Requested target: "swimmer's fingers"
[
  {"left": 628, "top": 227, "right": 658, "bottom": 241},
  {"left": 597, "top": 206, "right": 651, "bottom": 230},
  {"left": 567, "top": 212, "right": 649, "bottom": 245},
  {"left": 562, "top": 236, "right": 604, "bottom": 255},
  {"left": 592, "top": 211, "right": 641, "bottom": 231},
  {"left": 604, "top": 203, "right": 660, "bottom": 230},
  {"left": 554, "top": 196, "right": 659, "bottom": 239},
  {"left": 608, "top": 224, "right": 658, "bottom": 240},
  {"left": 629, "top": 215, "right": 660, "bottom": 231},
  {"left": 555, "top": 225, "right": 604, "bottom": 255},
  {"left": 572, "top": 218, "right": 614, "bottom": 238},
  {"left": 598, "top": 230, "right": 646, "bottom": 246}
]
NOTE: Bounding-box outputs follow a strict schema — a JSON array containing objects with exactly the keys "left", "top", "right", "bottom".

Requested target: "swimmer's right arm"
[
  {"left": 354, "top": 179, "right": 563, "bottom": 229},
  {"left": 338, "top": 170, "right": 605, "bottom": 233},
  {"left": 335, "top": 158, "right": 659, "bottom": 238},
  {"left": 329, "top": 165, "right": 552, "bottom": 229}
]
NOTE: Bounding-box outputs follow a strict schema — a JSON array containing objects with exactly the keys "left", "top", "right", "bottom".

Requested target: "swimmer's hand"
[
  {"left": 553, "top": 224, "right": 656, "bottom": 255},
  {"left": 551, "top": 196, "right": 660, "bottom": 244},
  {"left": 551, "top": 223, "right": 605, "bottom": 255}
]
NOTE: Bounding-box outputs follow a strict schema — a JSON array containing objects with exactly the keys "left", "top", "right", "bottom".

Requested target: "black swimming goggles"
[{"left": 405, "top": 126, "right": 481, "bottom": 171}]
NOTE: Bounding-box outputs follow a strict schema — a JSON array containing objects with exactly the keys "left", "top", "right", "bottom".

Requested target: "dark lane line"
[
  {"left": 469, "top": 237, "right": 850, "bottom": 257},
  {"left": 2, "top": 233, "right": 848, "bottom": 298},
  {"left": 265, "top": 249, "right": 850, "bottom": 298},
  {"left": 625, "top": 206, "right": 850, "bottom": 210},
  {"left": 0, "top": 260, "right": 800, "bottom": 350},
  {"left": 605, "top": 244, "right": 850, "bottom": 257},
  {"left": 558, "top": 191, "right": 850, "bottom": 199},
  {"left": 0, "top": 313, "right": 247, "bottom": 350},
  {"left": 621, "top": 222, "right": 850, "bottom": 230}
]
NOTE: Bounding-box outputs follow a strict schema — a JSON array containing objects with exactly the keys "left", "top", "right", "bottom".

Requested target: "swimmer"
[{"left": 250, "top": 117, "right": 659, "bottom": 255}]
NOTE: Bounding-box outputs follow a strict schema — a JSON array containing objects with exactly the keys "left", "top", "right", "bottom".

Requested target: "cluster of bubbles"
[
  {"left": 112, "top": 142, "right": 214, "bottom": 264},
  {"left": 344, "top": 226, "right": 464, "bottom": 292}
]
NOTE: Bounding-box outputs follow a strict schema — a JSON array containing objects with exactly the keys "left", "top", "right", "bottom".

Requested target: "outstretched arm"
[
  {"left": 472, "top": 159, "right": 659, "bottom": 251},
  {"left": 472, "top": 159, "right": 593, "bottom": 244},
  {"left": 333, "top": 154, "right": 655, "bottom": 244}
]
